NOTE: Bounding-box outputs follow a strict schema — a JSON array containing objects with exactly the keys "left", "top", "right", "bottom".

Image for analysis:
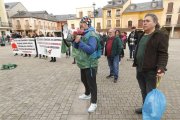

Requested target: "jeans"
[
  {"left": 129, "top": 45, "right": 135, "bottom": 59},
  {"left": 136, "top": 70, "right": 157, "bottom": 103},
  {"left": 80, "top": 67, "right": 97, "bottom": 103},
  {"left": 107, "top": 55, "right": 120, "bottom": 79}
]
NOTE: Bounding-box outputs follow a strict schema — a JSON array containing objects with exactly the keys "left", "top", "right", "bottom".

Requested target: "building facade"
[
  {"left": 55, "top": 14, "right": 76, "bottom": 31},
  {"left": 122, "top": 1, "right": 163, "bottom": 30},
  {"left": 67, "top": 7, "right": 103, "bottom": 31},
  {"left": 102, "top": 0, "right": 131, "bottom": 32},
  {"left": 0, "top": 0, "right": 10, "bottom": 35},
  {"left": 162, "top": 0, "right": 180, "bottom": 38},
  {"left": 101, "top": 0, "right": 180, "bottom": 38},
  {"left": 5, "top": 2, "right": 27, "bottom": 27},
  {"left": 11, "top": 11, "right": 57, "bottom": 36}
]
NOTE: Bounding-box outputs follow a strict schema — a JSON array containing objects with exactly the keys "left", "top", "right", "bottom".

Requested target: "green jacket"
[
  {"left": 72, "top": 31, "right": 99, "bottom": 69},
  {"left": 105, "top": 36, "right": 123, "bottom": 56}
]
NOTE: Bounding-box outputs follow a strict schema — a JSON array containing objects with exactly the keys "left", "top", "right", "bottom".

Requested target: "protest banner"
[
  {"left": 36, "top": 37, "right": 62, "bottom": 58},
  {"left": 11, "top": 38, "right": 36, "bottom": 54}
]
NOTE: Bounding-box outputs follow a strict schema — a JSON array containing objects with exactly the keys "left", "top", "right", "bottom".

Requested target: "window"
[
  {"left": 167, "top": 2, "right": 173, "bottom": 13},
  {"left": 96, "top": 22, "right": 101, "bottom": 29},
  {"left": 128, "top": 21, "right": 132, "bottom": 28},
  {"left": 117, "top": 0, "right": 122, "bottom": 4},
  {"left": 108, "top": 1, "right": 112, "bottom": 5},
  {"left": 34, "top": 20, "right": 36, "bottom": 25},
  {"left": 38, "top": 21, "right": 42, "bottom": 28},
  {"left": 79, "top": 12, "right": 83, "bottom": 18},
  {"left": 107, "top": 10, "right": 111, "bottom": 17},
  {"left": 138, "top": 19, "right": 143, "bottom": 28},
  {"left": 116, "top": 20, "right": 120, "bottom": 27},
  {"left": 116, "top": 9, "right": 120, "bottom": 17},
  {"left": 166, "top": 15, "right": 172, "bottom": 25},
  {"left": 16, "top": 20, "right": 20, "bottom": 25},
  {"left": 6, "top": 12, "right": 10, "bottom": 18},
  {"left": 16, "top": 20, "right": 21, "bottom": 29},
  {"left": 107, "top": 20, "right": 111, "bottom": 27},
  {"left": 25, "top": 20, "right": 29, "bottom": 25},
  {"left": 177, "top": 14, "right": 180, "bottom": 24},
  {"left": 71, "top": 24, "right": 75, "bottom": 29}
]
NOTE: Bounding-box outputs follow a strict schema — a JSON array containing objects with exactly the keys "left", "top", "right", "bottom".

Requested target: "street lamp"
[{"left": 93, "top": 2, "right": 96, "bottom": 28}]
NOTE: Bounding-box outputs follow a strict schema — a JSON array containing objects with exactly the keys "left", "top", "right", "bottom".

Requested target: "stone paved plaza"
[{"left": 0, "top": 39, "right": 180, "bottom": 120}]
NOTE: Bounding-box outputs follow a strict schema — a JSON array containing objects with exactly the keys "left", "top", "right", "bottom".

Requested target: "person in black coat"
[{"left": 127, "top": 27, "right": 138, "bottom": 59}]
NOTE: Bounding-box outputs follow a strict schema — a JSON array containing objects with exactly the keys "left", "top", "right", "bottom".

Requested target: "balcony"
[
  {"left": 165, "top": 22, "right": 171, "bottom": 26},
  {"left": 107, "top": 25, "right": 111, "bottom": 28},
  {"left": 16, "top": 25, "right": 21, "bottom": 29},
  {"left": 9, "top": 23, "right": 12, "bottom": 27},
  {"left": 0, "top": 22, "right": 9, "bottom": 27}
]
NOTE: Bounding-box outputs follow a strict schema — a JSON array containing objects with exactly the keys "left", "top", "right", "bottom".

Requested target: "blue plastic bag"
[{"left": 143, "top": 88, "right": 166, "bottom": 120}]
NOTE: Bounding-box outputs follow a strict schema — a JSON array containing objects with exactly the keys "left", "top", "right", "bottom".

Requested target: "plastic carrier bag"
[{"left": 142, "top": 77, "right": 166, "bottom": 120}]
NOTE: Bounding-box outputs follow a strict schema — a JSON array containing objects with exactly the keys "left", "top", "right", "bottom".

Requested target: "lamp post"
[{"left": 93, "top": 2, "right": 96, "bottom": 28}]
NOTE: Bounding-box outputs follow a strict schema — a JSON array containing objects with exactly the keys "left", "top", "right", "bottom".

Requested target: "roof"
[
  {"left": 11, "top": 11, "right": 57, "bottom": 22},
  {"left": 55, "top": 14, "right": 76, "bottom": 21},
  {"left": 103, "top": 0, "right": 128, "bottom": 9},
  {"left": 5, "top": 2, "right": 19, "bottom": 9},
  {"left": 124, "top": 1, "right": 163, "bottom": 13}
]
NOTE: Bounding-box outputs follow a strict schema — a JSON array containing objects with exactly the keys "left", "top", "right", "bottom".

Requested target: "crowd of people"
[
  {"left": 71, "top": 13, "right": 168, "bottom": 114},
  {"left": 1, "top": 13, "right": 169, "bottom": 114}
]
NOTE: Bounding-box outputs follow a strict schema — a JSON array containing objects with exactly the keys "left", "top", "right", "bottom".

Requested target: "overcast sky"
[{"left": 4, "top": 0, "right": 152, "bottom": 15}]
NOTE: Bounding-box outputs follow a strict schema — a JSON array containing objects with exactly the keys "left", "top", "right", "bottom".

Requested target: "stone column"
[{"left": 171, "top": 26, "right": 175, "bottom": 38}]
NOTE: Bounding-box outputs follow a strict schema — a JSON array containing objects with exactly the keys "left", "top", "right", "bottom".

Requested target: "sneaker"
[
  {"left": 79, "top": 94, "right": 91, "bottom": 100},
  {"left": 106, "top": 75, "right": 113, "bottom": 79},
  {"left": 88, "top": 103, "right": 97, "bottom": 112},
  {"left": 135, "top": 108, "right": 142, "bottom": 114}
]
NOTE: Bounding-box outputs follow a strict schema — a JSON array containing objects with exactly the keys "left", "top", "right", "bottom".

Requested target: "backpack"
[{"left": 89, "top": 33, "right": 102, "bottom": 59}]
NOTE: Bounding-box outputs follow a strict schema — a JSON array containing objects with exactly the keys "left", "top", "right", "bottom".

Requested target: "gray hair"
[{"left": 145, "top": 13, "right": 160, "bottom": 29}]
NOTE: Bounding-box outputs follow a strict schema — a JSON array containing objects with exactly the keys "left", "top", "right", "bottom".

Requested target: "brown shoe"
[
  {"left": 106, "top": 75, "right": 113, "bottom": 79},
  {"left": 135, "top": 108, "right": 142, "bottom": 114},
  {"left": 114, "top": 78, "right": 117, "bottom": 83}
]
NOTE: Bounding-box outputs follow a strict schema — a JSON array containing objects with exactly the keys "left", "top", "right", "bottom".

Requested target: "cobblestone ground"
[{"left": 0, "top": 39, "right": 180, "bottom": 120}]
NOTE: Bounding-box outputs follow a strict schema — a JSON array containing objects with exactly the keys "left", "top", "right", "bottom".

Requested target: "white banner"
[
  {"left": 11, "top": 38, "right": 36, "bottom": 54},
  {"left": 36, "top": 37, "right": 62, "bottom": 58}
]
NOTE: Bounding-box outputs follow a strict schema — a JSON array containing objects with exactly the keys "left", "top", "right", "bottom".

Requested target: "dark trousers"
[
  {"left": 136, "top": 70, "right": 157, "bottom": 104},
  {"left": 34, "top": 39, "right": 38, "bottom": 57},
  {"left": 66, "top": 48, "right": 71, "bottom": 56},
  {"left": 51, "top": 57, "right": 56, "bottom": 61},
  {"left": 129, "top": 45, "right": 135, "bottom": 59},
  {"left": 80, "top": 67, "right": 97, "bottom": 103}
]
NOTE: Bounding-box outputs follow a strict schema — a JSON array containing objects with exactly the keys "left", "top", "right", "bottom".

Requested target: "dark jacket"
[
  {"left": 133, "top": 30, "right": 169, "bottom": 73},
  {"left": 105, "top": 36, "right": 123, "bottom": 57},
  {"left": 127, "top": 30, "right": 138, "bottom": 46}
]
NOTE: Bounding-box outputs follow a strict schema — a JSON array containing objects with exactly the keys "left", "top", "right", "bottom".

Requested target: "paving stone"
[{"left": 0, "top": 39, "right": 180, "bottom": 120}]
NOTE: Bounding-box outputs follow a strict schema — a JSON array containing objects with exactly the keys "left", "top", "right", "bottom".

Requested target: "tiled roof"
[
  {"left": 5, "top": 2, "right": 19, "bottom": 9},
  {"left": 103, "top": 0, "right": 128, "bottom": 9},
  {"left": 55, "top": 14, "right": 76, "bottom": 21},
  {"left": 11, "top": 11, "right": 57, "bottom": 21},
  {"left": 124, "top": 1, "right": 163, "bottom": 13}
]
